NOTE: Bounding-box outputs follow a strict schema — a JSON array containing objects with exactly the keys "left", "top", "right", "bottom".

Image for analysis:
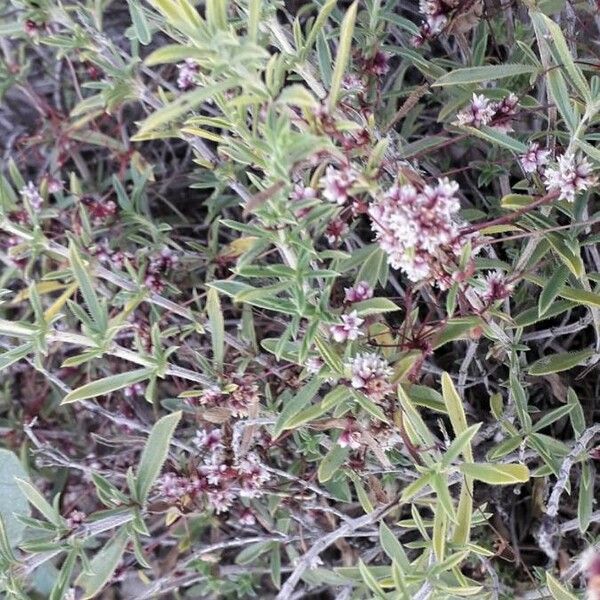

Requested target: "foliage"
[{"left": 0, "top": 0, "right": 599, "bottom": 598}]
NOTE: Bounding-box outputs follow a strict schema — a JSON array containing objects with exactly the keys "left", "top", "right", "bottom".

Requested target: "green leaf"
[
  {"left": 206, "top": 287, "right": 225, "bottom": 371},
  {"left": 546, "top": 572, "right": 578, "bottom": 600},
  {"left": 273, "top": 378, "right": 321, "bottom": 438},
  {"left": 133, "top": 81, "right": 234, "bottom": 140},
  {"left": 76, "top": 528, "right": 129, "bottom": 599},
  {"left": 128, "top": 0, "right": 152, "bottom": 44},
  {"left": 459, "top": 463, "right": 530, "bottom": 485},
  {"left": 539, "top": 265, "right": 570, "bottom": 317},
  {"left": 531, "top": 13, "right": 591, "bottom": 103},
  {"left": 351, "top": 297, "right": 400, "bottom": 316},
  {"left": 546, "top": 69, "right": 577, "bottom": 132},
  {"left": 282, "top": 385, "right": 347, "bottom": 429},
  {"left": 0, "top": 451, "right": 30, "bottom": 548},
  {"left": 135, "top": 411, "right": 182, "bottom": 503},
  {"left": 441, "top": 373, "right": 473, "bottom": 461},
  {"left": 432, "top": 507, "right": 447, "bottom": 561},
  {"left": 532, "top": 404, "right": 574, "bottom": 433},
  {"left": 314, "top": 335, "right": 345, "bottom": 375},
  {"left": 62, "top": 367, "right": 154, "bottom": 404},
  {"left": 327, "top": 1, "right": 357, "bottom": 111},
  {"left": 357, "top": 560, "right": 386, "bottom": 599},
  {"left": 379, "top": 522, "right": 409, "bottom": 568},
  {"left": 0, "top": 342, "right": 33, "bottom": 372},
  {"left": 318, "top": 444, "right": 349, "bottom": 483},
  {"left": 16, "top": 479, "right": 63, "bottom": 528},
  {"left": 528, "top": 348, "right": 594, "bottom": 376},
  {"left": 69, "top": 242, "right": 106, "bottom": 331},
  {"left": 578, "top": 461, "right": 594, "bottom": 533},
  {"left": 433, "top": 64, "right": 536, "bottom": 86},
  {"left": 462, "top": 125, "right": 527, "bottom": 153}
]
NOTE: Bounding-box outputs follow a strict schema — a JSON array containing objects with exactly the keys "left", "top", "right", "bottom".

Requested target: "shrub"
[{"left": 0, "top": 0, "right": 599, "bottom": 598}]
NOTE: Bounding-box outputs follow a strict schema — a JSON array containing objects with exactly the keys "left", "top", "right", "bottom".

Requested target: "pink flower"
[
  {"left": 239, "top": 508, "right": 256, "bottom": 526},
  {"left": 329, "top": 311, "right": 364, "bottom": 343},
  {"left": 338, "top": 421, "right": 362, "bottom": 450},
  {"left": 321, "top": 166, "right": 357, "bottom": 204},
  {"left": 206, "top": 488, "right": 235, "bottom": 513},
  {"left": 544, "top": 153, "right": 596, "bottom": 202},
  {"left": 368, "top": 178, "right": 468, "bottom": 283},
  {"left": 291, "top": 184, "right": 317, "bottom": 201},
  {"left": 478, "top": 271, "right": 512, "bottom": 304},
  {"left": 325, "top": 218, "right": 349, "bottom": 246},
  {"left": 520, "top": 142, "right": 550, "bottom": 174},
  {"left": 306, "top": 357, "right": 324, "bottom": 374},
  {"left": 344, "top": 281, "right": 373, "bottom": 303}
]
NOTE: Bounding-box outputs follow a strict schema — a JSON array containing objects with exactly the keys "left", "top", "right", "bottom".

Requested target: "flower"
[
  {"left": 177, "top": 59, "right": 200, "bottom": 90},
  {"left": 158, "top": 473, "right": 189, "bottom": 502},
  {"left": 490, "top": 93, "right": 519, "bottom": 133},
  {"left": 149, "top": 246, "right": 179, "bottom": 273},
  {"left": 344, "top": 281, "right": 373, "bottom": 303},
  {"left": 368, "top": 178, "right": 468, "bottom": 283},
  {"left": 520, "top": 142, "right": 550, "bottom": 174},
  {"left": 237, "top": 454, "right": 270, "bottom": 497},
  {"left": 239, "top": 508, "right": 256, "bottom": 526},
  {"left": 325, "top": 218, "right": 349, "bottom": 246},
  {"left": 194, "top": 428, "right": 224, "bottom": 454},
  {"left": 306, "top": 357, "right": 324, "bottom": 374},
  {"left": 347, "top": 352, "right": 392, "bottom": 401},
  {"left": 20, "top": 182, "right": 43, "bottom": 210},
  {"left": 329, "top": 311, "right": 364, "bottom": 343},
  {"left": 338, "top": 421, "right": 362, "bottom": 449},
  {"left": 291, "top": 184, "right": 317, "bottom": 202},
  {"left": 544, "top": 153, "right": 597, "bottom": 202},
  {"left": 478, "top": 271, "right": 512, "bottom": 304},
  {"left": 455, "top": 94, "right": 495, "bottom": 128},
  {"left": 321, "top": 165, "right": 357, "bottom": 204},
  {"left": 206, "top": 488, "right": 235, "bottom": 513}
]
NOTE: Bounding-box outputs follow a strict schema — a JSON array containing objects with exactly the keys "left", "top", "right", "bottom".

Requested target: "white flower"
[
  {"left": 206, "top": 488, "right": 235, "bottom": 513},
  {"left": 368, "top": 178, "right": 467, "bottom": 283},
  {"left": 329, "top": 310, "right": 364, "bottom": 343},
  {"left": 321, "top": 165, "right": 357, "bottom": 204},
  {"left": 520, "top": 142, "right": 550, "bottom": 174},
  {"left": 20, "top": 182, "right": 43, "bottom": 210},
  {"left": 544, "top": 153, "right": 596, "bottom": 202}
]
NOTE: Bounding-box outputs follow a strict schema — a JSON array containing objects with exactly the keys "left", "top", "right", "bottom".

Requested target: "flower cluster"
[
  {"left": 144, "top": 246, "right": 180, "bottom": 293},
  {"left": 347, "top": 352, "right": 392, "bottom": 401},
  {"left": 344, "top": 281, "right": 373, "bottom": 303},
  {"left": 192, "top": 375, "right": 260, "bottom": 418},
  {"left": 455, "top": 93, "right": 519, "bottom": 131},
  {"left": 20, "top": 182, "right": 43, "bottom": 210},
  {"left": 368, "top": 178, "right": 469, "bottom": 284},
  {"left": 157, "top": 427, "right": 270, "bottom": 514},
  {"left": 81, "top": 195, "right": 117, "bottom": 224},
  {"left": 520, "top": 142, "right": 550, "bottom": 174},
  {"left": 321, "top": 165, "right": 358, "bottom": 204},
  {"left": 415, "top": 0, "right": 451, "bottom": 42},
  {"left": 177, "top": 59, "right": 200, "bottom": 90},
  {"left": 543, "top": 152, "right": 597, "bottom": 202},
  {"left": 478, "top": 271, "right": 513, "bottom": 304}
]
